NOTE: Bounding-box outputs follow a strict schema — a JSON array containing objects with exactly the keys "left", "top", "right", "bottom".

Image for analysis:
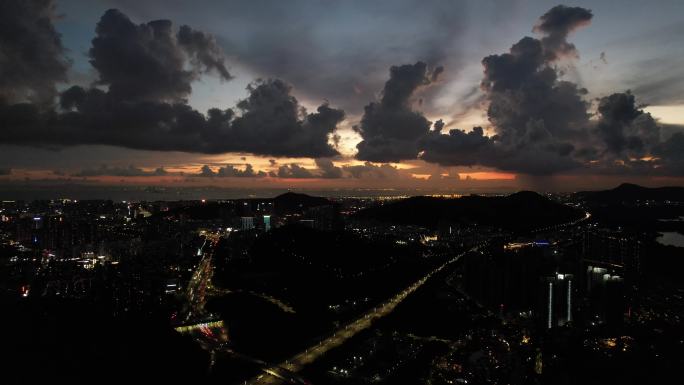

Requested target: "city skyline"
[
  {"left": 1, "top": 0, "right": 683, "bottom": 194},
  {"left": 3, "top": 183, "right": 683, "bottom": 384}
]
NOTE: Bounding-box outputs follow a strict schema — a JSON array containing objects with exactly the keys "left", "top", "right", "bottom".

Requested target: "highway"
[
  {"left": 532, "top": 211, "right": 591, "bottom": 234},
  {"left": 184, "top": 236, "right": 219, "bottom": 322},
  {"left": 178, "top": 232, "right": 300, "bottom": 380},
  {"left": 244, "top": 244, "right": 483, "bottom": 385}
]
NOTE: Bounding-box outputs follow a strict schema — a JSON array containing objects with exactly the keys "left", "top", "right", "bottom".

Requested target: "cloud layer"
[
  {"left": 355, "top": 62, "right": 442, "bottom": 162},
  {"left": 73, "top": 165, "right": 168, "bottom": 177},
  {"left": 88, "top": 9, "right": 231, "bottom": 103},
  {"left": 0, "top": 0, "right": 70, "bottom": 106},
  {"left": 354, "top": 5, "right": 684, "bottom": 176},
  {"left": 0, "top": 2, "right": 682, "bottom": 181},
  {"left": 0, "top": 5, "right": 343, "bottom": 158}
]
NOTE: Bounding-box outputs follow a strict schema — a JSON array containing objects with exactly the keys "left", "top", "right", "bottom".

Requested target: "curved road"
[{"left": 245, "top": 244, "right": 483, "bottom": 385}]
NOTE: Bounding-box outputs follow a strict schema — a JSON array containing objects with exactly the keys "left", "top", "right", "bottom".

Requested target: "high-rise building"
[
  {"left": 263, "top": 215, "right": 271, "bottom": 232},
  {"left": 541, "top": 273, "right": 574, "bottom": 329},
  {"left": 463, "top": 244, "right": 549, "bottom": 315},
  {"left": 586, "top": 266, "right": 608, "bottom": 293},
  {"left": 303, "top": 205, "right": 339, "bottom": 231},
  {"left": 585, "top": 265, "right": 625, "bottom": 328},
  {"left": 241, "top": 216, "right": 254, "bottom": 230},
  {"left": 299, "top": 219, "right": 315, "bottom": 228}
]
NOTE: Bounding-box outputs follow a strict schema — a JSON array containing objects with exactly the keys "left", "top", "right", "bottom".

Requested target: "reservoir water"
[{"left": 657, "top": 232, "right": 684, "bottom": 247}]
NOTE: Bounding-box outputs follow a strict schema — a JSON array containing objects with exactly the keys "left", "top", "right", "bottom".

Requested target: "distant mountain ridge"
[
  {"left": 157, "top": 192, "right": 332, "bottom": 219},
  {"left": 578, "top": 183, "right": 684, "bottom": 203},
  {"left": 355, "top": 191, "right": 582, "bottom": 231},
  {"left": 273, "top": 192, "right": 333, "bottom": 215}
]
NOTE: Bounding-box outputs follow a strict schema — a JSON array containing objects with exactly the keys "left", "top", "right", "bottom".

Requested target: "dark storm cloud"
[
  {"left": 533, "top": 5, "right": 593, "bottom": 60},
  {"left": 276, "top": 164, "right": 315, "bottom": 179},
  {"left": 343, "top": 162, "right": 402, "bottom": 179},
  {"left": 355, "top": 62, "right": 441, "bottom": 162},
  {"left": 3, "top": 1, "right": 683, "bottom": 181},
  {"left": 398, "top": 5, "right": 679, "bottom": 176},
  {"left": 266, "top": 159, "right": 406, "bottom": 180},
  {"left": 90, "top": 9, "right": 231, "bottom": 102},
  {"left": 581, "top": 91, "right": 684, "bottom": 177},
  {"left": 177, "top": 25, "right": 232, "bottom": 81},
  {"left": 596, "top": 92, "right": 660, "bottom": 157},
  {"left": 420, "top": 126, "right": 496, "bottom": 167},
  {"left": 3, "top": 89, "right": 220, "bottom": 152},
  {"left": 0, "top": 9, "right": 344, "bottom": 158},
  {"left": 42, "top": 79, "right": 342, "bottom": 157},
  {"left": 196, "top": 164, "right": 266, "bottom": 178},
  {"left": 420, "top": 127, "right": 580, "bottom": 175},
  {"left": 198, "top": 165, "right": 215, "bottom": 177},
  {"left": 315, "top": 159, "right": 343, "bottom": 179},
  {"left": 227, "top": 79, "right": 344, "bottom": 158},
  {"left": 432, "top": 119, "right": 445, "bottom": 133},
  {"left": 73, "top": 164, "right": 167, "bottom": 177},
  {"left": 0, "top": 0, "right": 70, "bottom": 106},
  {"left": 480, "top": 38, "right": 590, "bottom": 145},
  {"left": 266, "top": 160, "right": 409, "bottom": 180},
  {"left": 219, "top": 164, "right": 266, "bottom": 178},
  {"left": 419, "top": 6, "right": 593, "bottom": 175},
  {"left": 352, "top": 6, "right": 595, "bottom": 175}
]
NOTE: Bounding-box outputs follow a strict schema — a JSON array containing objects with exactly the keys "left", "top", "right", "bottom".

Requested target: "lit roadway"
[
  {"left": 532, "top": 211, "right": 591, "bottom": 234},
  {"left": 184, "top": 236, "right": 220, "bottom": 322},
  {"left": 179, "top": 232, "right": 300, "bottom": 378},
  {"left": 245, "top": 245, "right": 482, "bottom": 385}
]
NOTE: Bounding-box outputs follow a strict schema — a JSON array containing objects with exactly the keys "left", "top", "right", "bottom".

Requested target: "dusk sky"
[{"left": 1, "top": 0, "right": 684, "bottom": 195}]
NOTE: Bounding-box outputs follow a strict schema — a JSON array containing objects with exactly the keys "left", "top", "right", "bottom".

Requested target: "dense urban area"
[
  {"left": 2, "top": 0, "right": 684, "bottom": 383},
  {"left": 2, "top": 183, "right": 683, "bottom": 384}
]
